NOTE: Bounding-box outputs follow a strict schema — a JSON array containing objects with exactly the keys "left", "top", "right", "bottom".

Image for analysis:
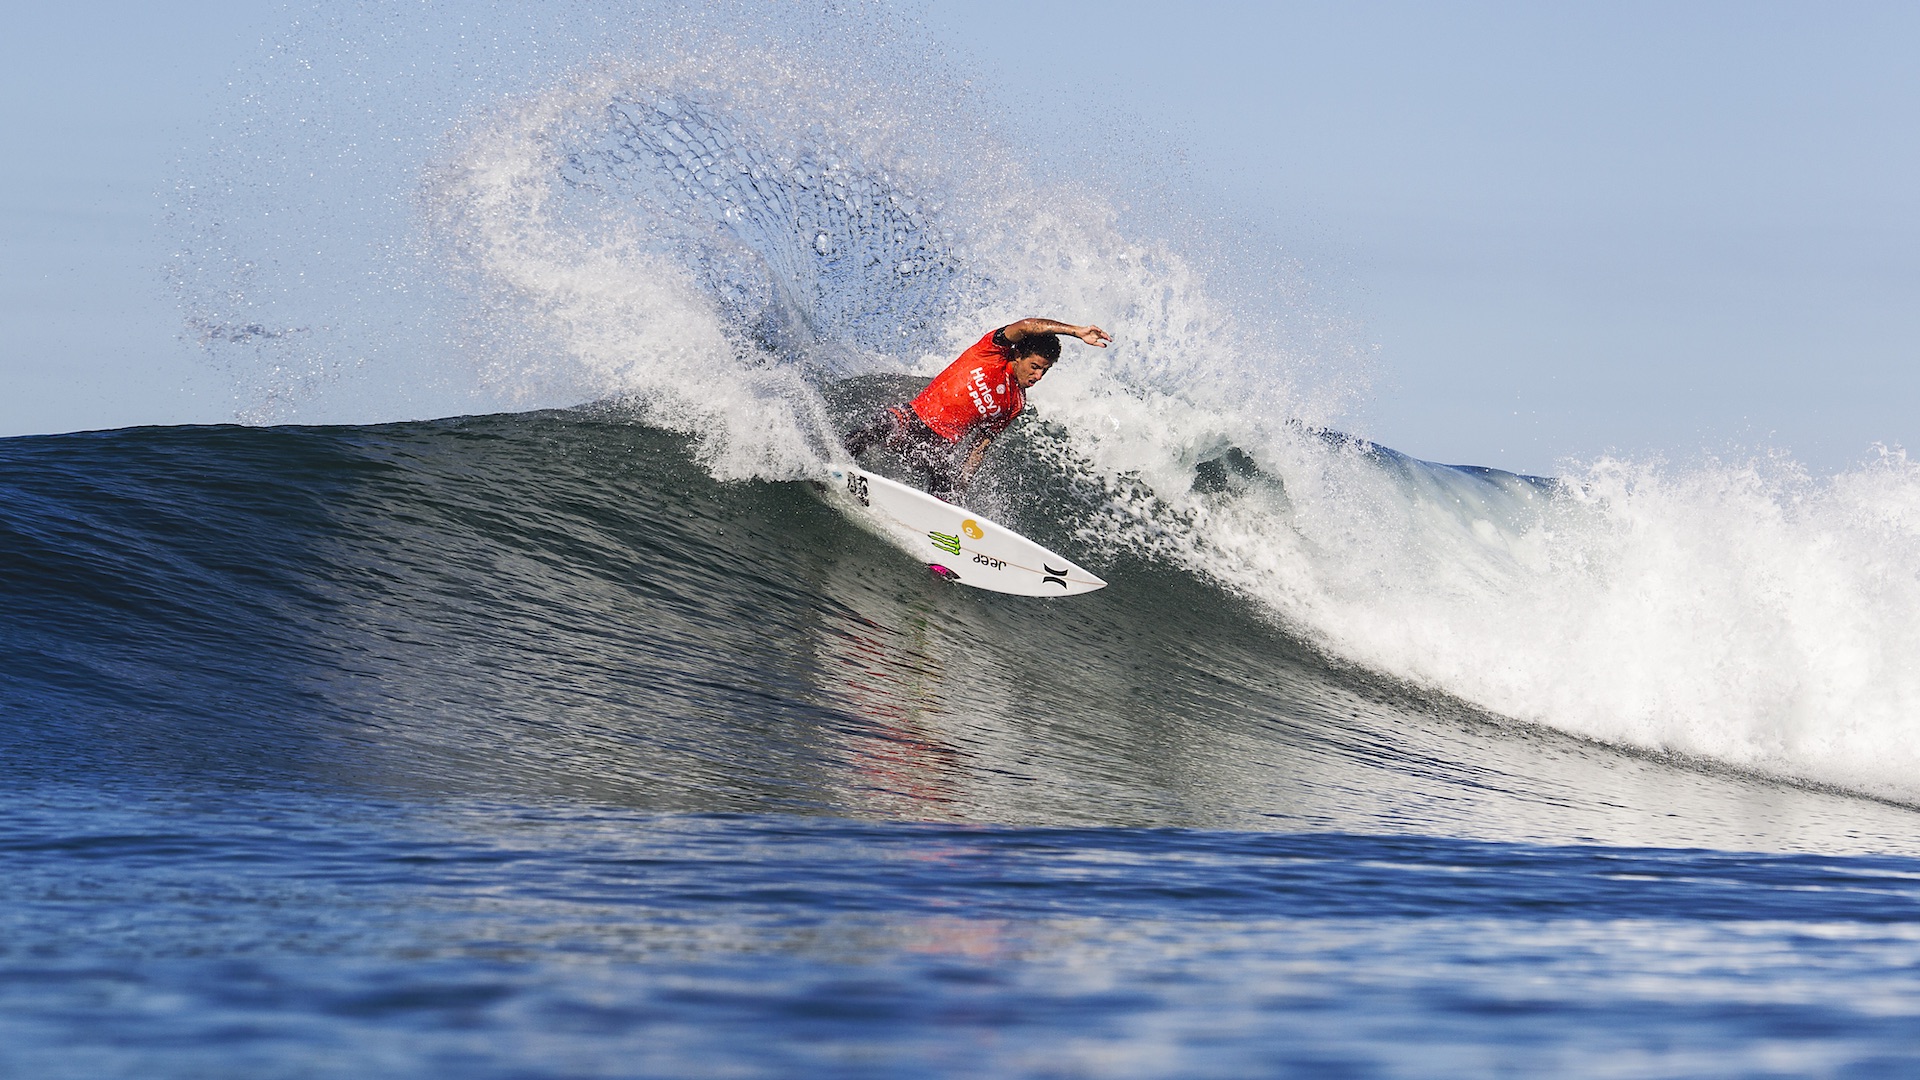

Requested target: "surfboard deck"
[{"left": 821, "top": 465, "right": 1107, "bottom": 597}]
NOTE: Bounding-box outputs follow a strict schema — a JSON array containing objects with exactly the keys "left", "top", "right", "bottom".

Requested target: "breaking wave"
[{"left": 169, "top": 2, "right": 1920, "bottom": 804}]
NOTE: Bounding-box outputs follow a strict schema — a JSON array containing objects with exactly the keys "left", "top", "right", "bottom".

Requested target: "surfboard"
[{"left": 822, "top": 465, "right": 1107, "bottom": 597}]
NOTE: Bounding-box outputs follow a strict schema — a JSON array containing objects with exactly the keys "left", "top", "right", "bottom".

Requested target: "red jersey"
[{"left": 909, "top": 329, "right": 1025, "bottom": 443}]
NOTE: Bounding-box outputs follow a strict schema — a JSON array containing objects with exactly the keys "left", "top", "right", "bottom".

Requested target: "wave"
[
  {"left": 3, "top": 416, "right": 1916, "bottom": 856},
  {"left": 165, "top": 4, "right": 1920, "bottom": 807}
]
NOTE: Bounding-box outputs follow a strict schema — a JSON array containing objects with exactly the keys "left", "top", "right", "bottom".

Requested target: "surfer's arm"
[
  {"left": 1002, "top": 318, "right": 1111, "bottom": 348},
  {"left": 958, "top": 434, "right": 994, "bottom": 491}
]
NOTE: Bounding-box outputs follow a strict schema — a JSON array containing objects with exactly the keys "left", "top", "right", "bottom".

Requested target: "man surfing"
[{"left": 842, "top": 318, "right": 1112, "bottom": 502}]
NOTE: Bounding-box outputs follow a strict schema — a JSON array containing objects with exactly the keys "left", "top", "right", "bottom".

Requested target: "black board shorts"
[{"left": 842, "top": 405, "right": 964, "bottom": 502}]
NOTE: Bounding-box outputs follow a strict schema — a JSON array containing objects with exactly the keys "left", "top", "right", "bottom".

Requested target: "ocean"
[
  {"left": 8, "top": 5, "right": 1920, "bottom": 1076},
  {"left": 6, "top": 415, "right": 1920, "bottom": 1077}
]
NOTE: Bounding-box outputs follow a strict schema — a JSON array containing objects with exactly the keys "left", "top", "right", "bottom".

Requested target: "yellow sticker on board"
[{"left": 961, "top": 519, "right": 984, "bottom": 540}]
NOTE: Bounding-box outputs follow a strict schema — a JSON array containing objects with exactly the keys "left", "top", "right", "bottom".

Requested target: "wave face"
[
  {"left": 165, "top": 5, "right": 1920, "bottom": 805},
  {"left": 0, "top": 416, "right": 1910, "bottom": 849}
]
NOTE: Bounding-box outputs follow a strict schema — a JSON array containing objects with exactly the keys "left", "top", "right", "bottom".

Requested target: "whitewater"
[{"left": 7, "top": 4, "right": 1920, "bottom": 1076}]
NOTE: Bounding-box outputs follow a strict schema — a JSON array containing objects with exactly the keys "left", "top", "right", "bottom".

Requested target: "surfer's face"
[{"left": 1010, "top": 353, "right": 1054, "bottom": 389}]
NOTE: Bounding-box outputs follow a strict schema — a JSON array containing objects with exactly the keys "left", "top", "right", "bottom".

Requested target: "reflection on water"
[{"left": 808, "top": 591, "right": 970, "bottom": 817}]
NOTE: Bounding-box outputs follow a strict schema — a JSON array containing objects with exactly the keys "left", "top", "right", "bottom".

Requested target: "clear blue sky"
[
  {"left": 4, "top": 1, "right": 1916, "bottom": 475},
  {"left": 0, "top": 1, "right": 260, "bottom": 437}
]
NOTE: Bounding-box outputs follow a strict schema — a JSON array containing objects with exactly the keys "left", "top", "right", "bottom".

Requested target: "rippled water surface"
[{"left": 8, "top": 792, "right": 1920, "bottom": 1079}]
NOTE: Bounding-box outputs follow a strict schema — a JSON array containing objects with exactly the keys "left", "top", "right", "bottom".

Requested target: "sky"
[
  {"left": 3, "top": 1, "right": 1916, "bottom": 476},
  {"left": 0, "top": 1, "right": 260, "bottom": 438}
]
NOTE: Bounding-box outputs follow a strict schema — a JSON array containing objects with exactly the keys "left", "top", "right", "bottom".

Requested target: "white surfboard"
[{"left": 822, "top": 465, "right": 1107, "bottom": 597}]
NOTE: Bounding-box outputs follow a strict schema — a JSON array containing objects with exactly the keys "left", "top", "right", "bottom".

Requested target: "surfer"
[{"left": 842, "top": 318, "right": 1111, "bottom": 501}]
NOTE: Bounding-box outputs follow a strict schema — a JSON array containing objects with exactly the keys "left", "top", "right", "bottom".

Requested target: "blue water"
[
  {"left": 10, "top": 790, "right": 1920, "bottom": 1079},
  {"left": 5, "top": 417, "right": 1920, "bottom": 1077}
]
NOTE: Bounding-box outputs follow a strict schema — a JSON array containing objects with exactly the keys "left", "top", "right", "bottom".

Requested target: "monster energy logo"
[{"left": 928, "top": 531, "right": 962, "bottom": 556}]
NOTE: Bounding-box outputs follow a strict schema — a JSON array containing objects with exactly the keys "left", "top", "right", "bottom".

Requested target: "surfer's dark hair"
[{"left": 1015, "top": 333, "right": 1062, "bottom": 362}]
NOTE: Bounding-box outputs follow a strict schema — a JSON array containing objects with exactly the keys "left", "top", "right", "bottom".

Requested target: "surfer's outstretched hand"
[
  {"left": 1075, "top": 325, "right": 1112, "bottom": 348},
  {"left": 1002, "top": 317, "right": 1112, "bottom": 349}
]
